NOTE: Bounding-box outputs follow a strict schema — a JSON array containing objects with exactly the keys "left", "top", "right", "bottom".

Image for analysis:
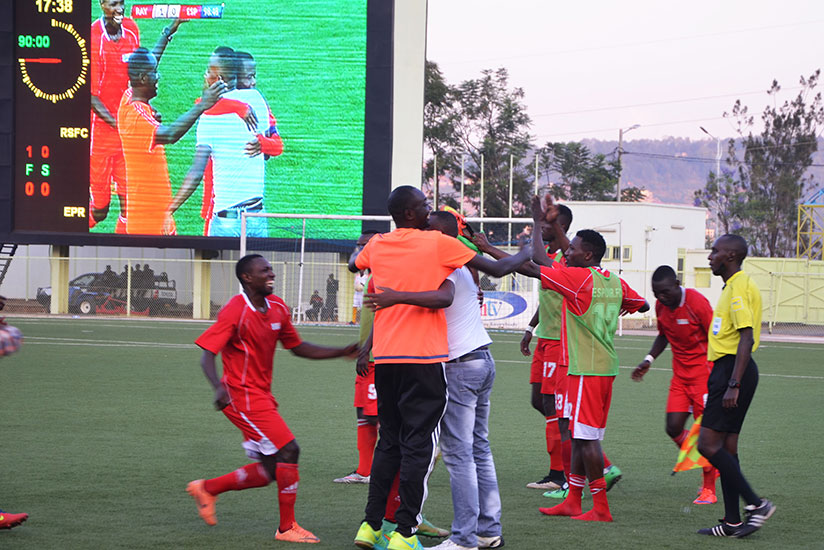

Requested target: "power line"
[{"left": 624, "top": 150, "right": 824, "bottom": 168}]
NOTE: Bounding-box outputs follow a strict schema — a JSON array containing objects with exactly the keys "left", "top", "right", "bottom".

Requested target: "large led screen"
[{"left": 6, "top": 0, "right": 392, "bottom": 248}]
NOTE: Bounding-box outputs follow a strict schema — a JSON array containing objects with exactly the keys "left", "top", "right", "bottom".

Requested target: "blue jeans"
[
  {"left": 208, "top": 213, "right": 268, "bottom": 237},
  {"left": 440, "top": 350, "right": 502, "bottom": 547}
]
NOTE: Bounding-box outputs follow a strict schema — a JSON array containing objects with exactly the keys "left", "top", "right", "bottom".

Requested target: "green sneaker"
[
  {"left": 417, "top": 515, "right": 449, "bottom": 538},
  {"left": 355, "top": 521, "right": 381, "bottom": 549},
  {"left": 387, "top": 531, "right": 424, "bottom": 550},
  {"left": 543, "top": 484, "right": 568, "bottom": 499},
  {"left": 374, "top": 530, "right": 393, "bottom": 550},
  {"left": 604, "top": 465, "right": 623, "bottom": 492}
]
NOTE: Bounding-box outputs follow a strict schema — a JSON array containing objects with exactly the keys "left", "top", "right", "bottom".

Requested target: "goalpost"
[{"left": 239, "top": 212, "right": 539, "bottom": 330}]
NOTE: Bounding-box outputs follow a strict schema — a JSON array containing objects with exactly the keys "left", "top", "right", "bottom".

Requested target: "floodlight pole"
[
  {"left": 508, "top": 154, "right": 514, "bottom": 245},
  {"left": 460, "top": 156, "right": 466, "bottom": 214},
  {"left": 700, "top": 126, "right": 722, "bottom": 237}
]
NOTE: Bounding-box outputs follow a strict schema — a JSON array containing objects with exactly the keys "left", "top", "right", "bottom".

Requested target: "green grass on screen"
[
  {"left": 90, "top": 0, "right": 366, "bottom": 238},
  {"left": 1, "top": 318, "right": 822, "bottom": 549}
]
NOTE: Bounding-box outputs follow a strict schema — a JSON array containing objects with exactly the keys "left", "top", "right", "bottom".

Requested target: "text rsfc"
[{"left": 60, "top": 127, "right": 88, "bottom": 138}]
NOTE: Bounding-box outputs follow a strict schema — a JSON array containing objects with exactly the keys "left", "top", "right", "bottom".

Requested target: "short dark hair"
[
  {"left": 557, "top": 204, "right": 573, "bottom": 230},
  {"left": 428, "top": 210, "right": 459, "bottom": 236},
  {"left": 576, "top": 229, "right": 607, "bottom": 262},
  {"left": 127, "top": 47, "right": 153, "bottom": 83},
  {"left": 236, "top": 254, "right": 264, "bottom": 282},
  {"left": 720, "top": 234, "right": 748, "bottom": 262},
  {"left": 235, "top": 50, "right": 254, "bottom": 62},
  {"left": 212, "top": 46, "right": 239, "bottom": 80},
  {"left": 652, "top": 265, "right": 677, "bottom": 282},
  {"left": 387, "top": 186, "right": 421, "bottom": 221},
  {"left": 361, "top": 229, "right": 380, "bottom": 236}
]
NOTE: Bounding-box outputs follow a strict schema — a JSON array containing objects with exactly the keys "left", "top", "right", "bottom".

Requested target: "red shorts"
[
  {"left": 354, "top": 363, "right": 377, "bottom": 416},
  {"left": 222, "top": 402, "right": 295, "bottom": 459},
  {"left": 538, "top": 340, "right": 563, "bottom": 395},
  {"left": 666, "top": 376, "right": 708, "bottom": 416},
  {"left": 552, "top": 365, "right": 569, "bottom": 416},
  {"left": 567, "top": 374, "right": 615, "bottom": 441},
  {"left": 89, "top": 135, "right": 127, "bottom": 211},
  {"left": 529, "top": 338, "right": 557, "bottom": 384}
]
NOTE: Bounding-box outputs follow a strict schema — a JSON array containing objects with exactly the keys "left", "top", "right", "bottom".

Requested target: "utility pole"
[
  {"left": 617, "top": 124, "right": 640, "bottom": 202},
  {"left": 700, "top": 126, "right": 722, "bottom": 236}
]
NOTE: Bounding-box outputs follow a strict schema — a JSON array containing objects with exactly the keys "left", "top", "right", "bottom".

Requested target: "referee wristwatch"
[{"left": 727, "top": 379, "right": 741, "bottom": 389}]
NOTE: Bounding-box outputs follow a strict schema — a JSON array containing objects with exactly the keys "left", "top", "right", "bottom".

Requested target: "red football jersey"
[
  {"left": 655, "top": 287, "right": 713, "bottom": 382},
  {"left": 90, "top": 18, "right": 140, "bottom": 134},
  {"left": 540, "top": 264, "right": 647, "bottom": 369},
  {"left": 196, "top": 293, "right": 302, "bottom": 410}
]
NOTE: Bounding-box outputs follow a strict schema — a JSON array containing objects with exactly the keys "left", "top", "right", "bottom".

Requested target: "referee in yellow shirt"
[{"left": 696, "top": 234, "right": 775, "bottom": 538}]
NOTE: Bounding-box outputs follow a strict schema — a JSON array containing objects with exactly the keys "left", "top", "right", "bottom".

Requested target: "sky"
[{"left": 426, "top": 0, "right": 824, "bottom": 144}]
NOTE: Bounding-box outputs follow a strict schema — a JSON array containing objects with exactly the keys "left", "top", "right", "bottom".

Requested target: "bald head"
[{"left": 718, "top": 234, "right": 748, "bottom": 263}]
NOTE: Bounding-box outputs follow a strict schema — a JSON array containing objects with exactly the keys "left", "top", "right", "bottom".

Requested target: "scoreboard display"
[{"left": 1, "top": 0, "right": 393, "bottom": 248}]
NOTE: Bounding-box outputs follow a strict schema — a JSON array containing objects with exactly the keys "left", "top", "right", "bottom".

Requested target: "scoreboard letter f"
[{"left": 26, "top": 164, "right": 34, "bottom": 175}]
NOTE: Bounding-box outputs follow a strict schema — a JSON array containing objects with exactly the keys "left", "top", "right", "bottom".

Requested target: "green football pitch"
[{"left": 1, "top": 317, "right": 822, "bottom": 548}]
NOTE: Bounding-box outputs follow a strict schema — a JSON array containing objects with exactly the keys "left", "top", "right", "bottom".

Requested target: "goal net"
[{"left": 239, "top": 212, "right": 539, "bottom": 331}]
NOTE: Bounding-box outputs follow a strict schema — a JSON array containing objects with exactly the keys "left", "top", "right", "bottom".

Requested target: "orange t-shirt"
[
  {"left": 355, "top": 228, "right": 476, "bottom": 364},
  {"left": 117, "top": 88, "right": 176, "bottom": 235}
]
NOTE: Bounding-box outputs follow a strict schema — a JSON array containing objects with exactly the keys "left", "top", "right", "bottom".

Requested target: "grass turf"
[
  {"left": 89, "top": 0, "right": 366, "bottom": 239},
  {"left": 1, "top": 317, "right": 822, "bottom": 548}
]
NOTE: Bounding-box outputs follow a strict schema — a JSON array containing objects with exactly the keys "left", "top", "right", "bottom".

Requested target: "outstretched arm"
[
  {"left": 168, "top": 145, "right": 211, "bottom": 215},
  {"left": 154, "top": 80, "right": 225, "bottom": 145},
  {"left": 291, "top": 341, "right": 359, "bottom": 359},
  {"left": 365, "top": 279, "right": 455, "bottom": 311},
  {"left": 472, "top": 232, "right": 542, "bottom": 279},
  {"left": 465, "top": 247, "right": 532, "bottom": 278},
  {"left": 151, "top": 19, "right": 184, "bottom": 63}
]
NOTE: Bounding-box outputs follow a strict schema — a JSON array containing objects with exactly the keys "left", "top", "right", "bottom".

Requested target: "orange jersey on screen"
[
  {"left": 117, "top": 89, "right": 175, "bottom": 235},
  {"left": 355, "top": 229, "right": 476, "bottom": 364}
]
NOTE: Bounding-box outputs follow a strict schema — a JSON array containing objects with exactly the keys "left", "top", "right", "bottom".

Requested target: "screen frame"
[{"left": 0, "top": 0, "right": 393, "bottom": 250}]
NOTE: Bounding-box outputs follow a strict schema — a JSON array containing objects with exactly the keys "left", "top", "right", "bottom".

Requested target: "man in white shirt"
[{"left": 167, "top": 48, "right": 271, "bottom": 237}]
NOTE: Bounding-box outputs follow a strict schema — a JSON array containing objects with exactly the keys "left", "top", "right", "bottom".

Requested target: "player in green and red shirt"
[{"left": 521, "top": 196, "right": 649, "bottom": 522}]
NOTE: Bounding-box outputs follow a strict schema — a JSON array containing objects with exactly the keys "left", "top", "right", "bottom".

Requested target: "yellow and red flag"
[{"left": 673, "top": 415, "right": 711, "bottom": 473}]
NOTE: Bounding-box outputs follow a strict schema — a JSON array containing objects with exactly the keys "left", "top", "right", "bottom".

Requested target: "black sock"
[
  {"left": 549, "top": 469, "right": 566, "bottom": 484},
  {"left": 708, "top": 448, "right": 760, "bottom": 524}
]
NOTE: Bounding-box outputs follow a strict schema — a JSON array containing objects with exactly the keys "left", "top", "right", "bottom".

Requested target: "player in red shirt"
[
  {"left": 519, "top": 196, "right": 648, "bottom": 522},
  {"left": 89, "top": 0, "right": 182, "bottom": 231},
  {"left": 187, "top": 254, "right": 358, "bottom": 544},
  {"left": 632, "top": 265, "right": 718, "bottom": 504}
]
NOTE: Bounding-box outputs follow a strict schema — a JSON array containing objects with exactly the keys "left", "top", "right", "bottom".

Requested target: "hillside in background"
[{"left": 577, "top": 137, "right": 824, "bottom": 205}]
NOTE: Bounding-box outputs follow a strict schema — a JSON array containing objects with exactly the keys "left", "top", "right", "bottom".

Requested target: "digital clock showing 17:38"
[{"left": 35, "top": 0, "right": 74, "bottom": 13}]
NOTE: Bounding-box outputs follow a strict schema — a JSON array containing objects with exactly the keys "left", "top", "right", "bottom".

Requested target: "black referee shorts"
[{"left": 703, "top": 354, "right": 759, "bottom": 434}]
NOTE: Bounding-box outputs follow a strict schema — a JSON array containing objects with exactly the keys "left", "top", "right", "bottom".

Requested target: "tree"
[
  {"left": 537, "top": 141, "right": 644, "bottom": 202},
  {"left": 422, "top": 65, "right": 535, "bottom": 242},
  {"left": 695, "top": 71, "right": 824, "bottom": 256}
]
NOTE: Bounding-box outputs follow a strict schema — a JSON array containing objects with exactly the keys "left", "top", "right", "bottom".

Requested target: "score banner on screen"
[{"left": 130, "top": 4, "right": 224, "bottom": 19}]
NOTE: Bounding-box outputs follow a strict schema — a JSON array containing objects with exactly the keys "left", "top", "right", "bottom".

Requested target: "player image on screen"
[
  {"left": 117, "top": 48, "right": 225, "bottom": 235},
  {"left": 195, "top": 50, "right": 284, "bottom": 236},
  {"left": 167, "top": 48, "right": 278, "bottom": 237},
  {"left": 89, "top": 0, "right": 183, "bottom": 232}
]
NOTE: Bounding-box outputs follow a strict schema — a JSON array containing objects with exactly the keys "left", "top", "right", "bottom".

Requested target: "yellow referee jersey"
[{"left": 708, "top": 271, "right": 762, "bottom": 361}]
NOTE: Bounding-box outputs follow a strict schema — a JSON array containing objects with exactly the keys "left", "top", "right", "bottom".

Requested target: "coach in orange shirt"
[
  {"left": 118, "top": 47, "right": 225, "bottom": 235},
  {"left": 349, "top": 186, "right": 531, "bottom": 550}
]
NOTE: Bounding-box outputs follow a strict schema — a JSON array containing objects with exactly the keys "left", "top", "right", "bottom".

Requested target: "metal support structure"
[
  {"left": 0, "top": 244, "right": 18, "bottom": 288},
  {"left": 508, "top": 154, "right": 514, "bottom": 245},
  {"left": 797, "top": 204, "right": 824, "bottom": 260},
  {"left": 433, "top": 153, "right": 438, "bottom": 208},
  {"left": 49, "top": 245, "right": 70, "bottom": 314},
  {"left": 480, "top": 155, "right": 485, "bottom": 232},
  {"left": 193, "top": 250, "right": 212, "bottom": 319},
  {"left": 460, "top": 156, "right": 465, "bottom": 214}
]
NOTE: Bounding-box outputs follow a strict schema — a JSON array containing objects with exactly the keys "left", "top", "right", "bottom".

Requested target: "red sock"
[
  {"left": 384, "top": 473, "right": 401, "bottom": 523},
  {"left": 672, "top": 429, "right": 689, "bottom": 448},
  {"left": 561, "top": 439, "right": 572, "bottom": 478},
  {"left": 546, "top": 417, "right": 564, "bottom": 471},
  {"left": 602, "top": 452, "right": 612, "bottom": 469},
  {"left": 203, "top": 463, "right": 270, "bottom": 495},
  {"left": 539, "top": 474, "right": 584, "bottom": 516},
  {"left": 573, "top": 477, "right": 612, "bottom": 522},
  {"left": 275, "top": 463, "right": 299, "bottom": 532},
  {"left": 357, "top": 421, "right": 378, "bottom": 476},
  {"left": 702, "top": 466, "right": 718, "bottom": 491}
]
